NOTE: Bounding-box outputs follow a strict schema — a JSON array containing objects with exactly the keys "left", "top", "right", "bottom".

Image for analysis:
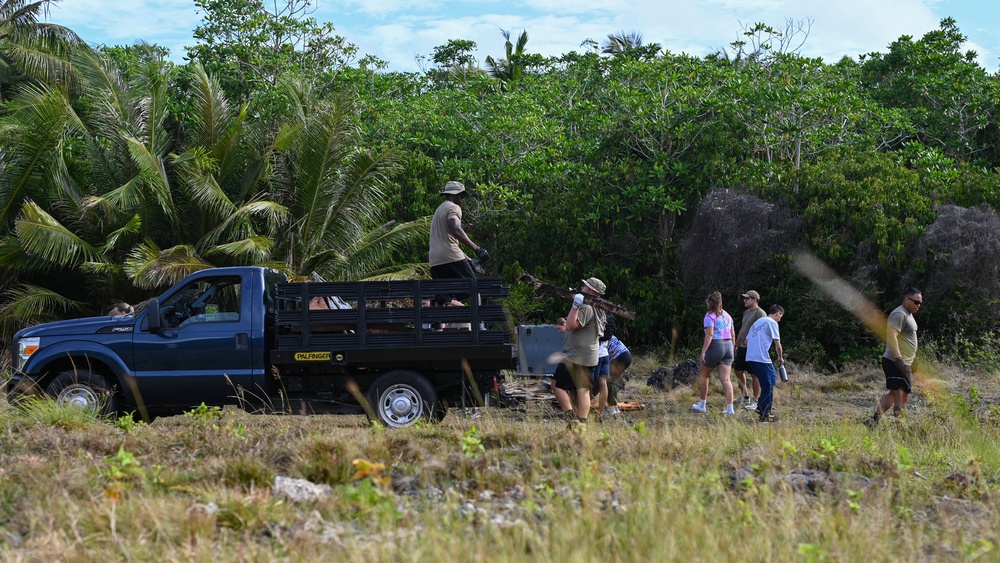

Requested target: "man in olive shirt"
[
  {"left": 733, "top": 290, "right": 767, "bottom": 409},
  {"left": 867, "top": 287, "right": 922, "bottom": 427}
]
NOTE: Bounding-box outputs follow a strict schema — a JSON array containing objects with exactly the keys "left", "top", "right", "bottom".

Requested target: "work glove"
[
  {"left": 475, "top": 247, "right": 490, "bottom": 262},
  {"left": 470, "top": 259, "right": 486, "bottom": 275},
  {"left": 894, "top": 357, "right": 906, "bottom": 372},
  {"left": 572, "top": 294, "right": 585, "bottom": 308}
]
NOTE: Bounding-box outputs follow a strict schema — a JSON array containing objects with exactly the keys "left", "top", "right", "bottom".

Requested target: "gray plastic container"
[{"left": 516, "top": 324, "right": 564, "bottom": 376}]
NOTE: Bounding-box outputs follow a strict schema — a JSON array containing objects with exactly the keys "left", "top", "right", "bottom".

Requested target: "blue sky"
[{"left": 46, "top": 0, "right": 1000, "bottom": 73}]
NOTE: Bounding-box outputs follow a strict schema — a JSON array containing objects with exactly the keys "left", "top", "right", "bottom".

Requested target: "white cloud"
[
  {"left": 41, "top": 0, "right": 994, "bottom": 73},
  {"left": 49, "top": 0, "right": 200, "bottom": 56},
  {"left": 337, "top": 0, "right": 948, "bottom": 71}
]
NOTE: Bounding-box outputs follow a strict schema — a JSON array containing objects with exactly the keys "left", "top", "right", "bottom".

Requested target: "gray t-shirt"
[{"left": 882, "top": 305, "right": 918, "bottom": 364}]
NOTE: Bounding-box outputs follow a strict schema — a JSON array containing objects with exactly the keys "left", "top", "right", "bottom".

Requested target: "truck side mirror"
[{"left": 146, "top": 298, "right": 161, "bottom": 332}]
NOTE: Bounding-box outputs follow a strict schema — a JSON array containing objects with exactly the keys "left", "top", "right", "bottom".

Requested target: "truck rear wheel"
[
  {"left": 46, "top": 369, "right": 119, "bottom": 418},
  {"left": 367, "top": 370, "right": 438, "bottom": 428}
]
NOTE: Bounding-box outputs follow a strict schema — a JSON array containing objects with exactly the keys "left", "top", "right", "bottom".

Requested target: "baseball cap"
[
  {"left": 441, "top": 181, "right": 466, "bottom": 195},
  {"left": 582, "top": 277, "right": 606, "bottom": 295},
  {"left": 742, "top": 290, "right": 760, "bottom": 300}
]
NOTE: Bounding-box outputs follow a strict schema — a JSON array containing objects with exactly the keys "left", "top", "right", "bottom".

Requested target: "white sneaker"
[
  {"left": 721, "top": 410, "right": 734, "bottom": 415},
  {"left": 744, "top": 400, "right": 758, "bottom": 410},
  {"left": 691, "top": 403, "right": 707, "bottom": 413},
  {"left": 604, "top": 406, "right": 621, "bottom": 415}
]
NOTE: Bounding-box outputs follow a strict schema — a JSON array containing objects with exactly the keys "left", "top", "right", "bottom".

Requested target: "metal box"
[{"left": 516, "top": 324, "right": 564, "bottom": 376}]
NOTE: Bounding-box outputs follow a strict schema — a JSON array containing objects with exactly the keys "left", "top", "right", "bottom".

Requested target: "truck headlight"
[{"left": 17, "top": 337, "right": 39, "bottom": 371}]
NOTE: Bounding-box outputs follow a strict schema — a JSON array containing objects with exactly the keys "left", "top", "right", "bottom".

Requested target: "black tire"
[
  {"left": 366, "top": 370, "right": 438, "bottom": 428},
  {"left": 45, "top": 369, "right": 119, "bottom": 417}
]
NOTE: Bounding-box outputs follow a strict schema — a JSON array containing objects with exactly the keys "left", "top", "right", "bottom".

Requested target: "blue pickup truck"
[{"left": 7, "top": 266, "right": 514, "bottom": 427}]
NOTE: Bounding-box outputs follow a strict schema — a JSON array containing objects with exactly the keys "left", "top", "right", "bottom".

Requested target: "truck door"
[{"left": 132, "top": 274, "right": 254, "bottom": 408}]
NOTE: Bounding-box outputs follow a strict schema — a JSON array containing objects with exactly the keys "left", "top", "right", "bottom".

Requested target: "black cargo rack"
[{"left": 272, "top": 278, "right": 512, "bottom": 354}]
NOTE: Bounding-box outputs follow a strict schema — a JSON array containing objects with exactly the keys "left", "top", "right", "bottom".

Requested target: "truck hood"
[{"left": 15, "top": 316, "right": 136, "bottom": 339}]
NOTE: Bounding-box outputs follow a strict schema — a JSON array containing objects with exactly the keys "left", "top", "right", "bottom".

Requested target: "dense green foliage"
[{"left": 1, "top": 5, "right": 999, "bottom": 366}]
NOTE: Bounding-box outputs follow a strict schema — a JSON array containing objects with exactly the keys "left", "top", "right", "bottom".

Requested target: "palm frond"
[
  {"left": 252, "top": 261, "right": 295, "bottom": 277},
  {"left": 101, "top": 214, "right": 142, "bottom": 252},
  {"left": 306, "top": 218, "right": 429, "bottom": 280},
  {"left": 0, "top": 234, "right": 60, "bottom": 275},
  {"left": 70, "top": 45, "right": 132, "bottom": 138},
  {"left": 204, "top": 236, "right": 274, "bottom": 263},
  {"left": 15, "top": 200, "right": 101, "bottom": 266},
  {"left": 124, "top": 240, "right": 213, "bottom": 289},
  {"left": 198, "top": 199, "right": 288, "bottom": 250},
  {"left": 101, "top": 177, "right": 146, "bottom": 211},
  {"left": 0, "top": 0, "right": 81, "bottom": 85},
  {"left": 357, "top": 263, "right": 431, "bottom": 281},
  {"left": 0, "top": 282, "right": 87, "bottom": 338},
  {"left": 124, "top": 136, "right": 174, "bottom": 218},
  {"left": 0, "top": 83, "right": 83, "bottom": 224},
  {"left": 80, "top": 261, "right": 125, "bottom": 277},
  {"left": 172, "top": 146, "right": 236, "bottom": 220},
  {"left": 185, "top": 63, "right": 235, "bottom": 150}
]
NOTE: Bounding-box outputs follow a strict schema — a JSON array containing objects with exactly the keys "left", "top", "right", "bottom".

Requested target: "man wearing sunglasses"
[{"left": 868, "top": 287, "right": 922, "bottom": 427}]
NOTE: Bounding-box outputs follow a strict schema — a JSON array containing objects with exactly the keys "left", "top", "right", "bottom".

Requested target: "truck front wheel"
[
  {"left": 367, "top": 370, "right": 438, "bottom": 428},
  {"left": 46, "top": 369, "right": 119, "bottom": 417}
]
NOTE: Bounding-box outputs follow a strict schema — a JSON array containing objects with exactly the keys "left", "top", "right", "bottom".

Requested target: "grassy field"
[{"left": 0, "top": 357, "right": 998, "bottom": 562}]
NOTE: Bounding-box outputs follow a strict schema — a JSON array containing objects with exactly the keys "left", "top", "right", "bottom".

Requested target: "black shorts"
[
  {"left": 430, "top": 259, "right": 475, "bottom": 279},
  {"left": 430, "top": 259, "right": 474, "bottom": 304},
  {"left": 732, "top": 346, "right": 749, "bottom": 371},
  {"left": 610, "top": 350, "right": 633, "bottom": 372},
  {"left": 882, "top": 356, "right": 913, "bottom": 393},
  {"left": 553, "top": 362, "right": 594, "bottom": 391}
]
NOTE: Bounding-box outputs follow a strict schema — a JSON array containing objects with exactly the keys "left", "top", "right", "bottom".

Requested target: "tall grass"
[{"left": 0, "top": 362, "right": 997, "bottom": 561}]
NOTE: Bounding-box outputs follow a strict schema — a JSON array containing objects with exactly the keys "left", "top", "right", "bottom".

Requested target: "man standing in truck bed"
[{"left": 429, "top": 181, "right": 490, "bottom": 305}]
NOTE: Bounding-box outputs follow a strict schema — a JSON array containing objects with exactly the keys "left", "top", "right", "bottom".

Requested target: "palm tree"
[
  {"left": 272, "top": 84, "right": 429, "bottom": 281},
  {"left": 485, "top": 29, "right": 529, "bottom": 82},
  {"left": 0, "top": 46, "right": 288, "bottom": 342},
  {"left": 601, "top": 30, "right": 660, "bottom": 59},
  {"left": 0, "top": 40, "right": 426, "bottom": 345},
  {"left": 0, "top": 0, "right": 80, "bottom": 93}
]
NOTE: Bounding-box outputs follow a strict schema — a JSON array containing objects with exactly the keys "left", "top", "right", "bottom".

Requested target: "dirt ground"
[{"left": 492, "top": 358, "right": 996, "bottom": 428}]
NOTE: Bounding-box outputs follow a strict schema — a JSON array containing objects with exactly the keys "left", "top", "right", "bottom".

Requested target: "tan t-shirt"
[
  {"left": 429, "top": 200, "right": 468, "bottom": 267},
  {"left": 563, "top": 305, "right": 600, "bottom": 367}
]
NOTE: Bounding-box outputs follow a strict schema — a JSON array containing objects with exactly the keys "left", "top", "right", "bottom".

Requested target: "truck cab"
[{"left": 8, "top": 267, "right": 276, "bottom": 419}]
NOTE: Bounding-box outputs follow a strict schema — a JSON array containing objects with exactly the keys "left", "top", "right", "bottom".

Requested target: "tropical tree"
[
  {"left": 485, "top": 29, "right": 533, "bottom": 82},
  {"left": 0, "top": 0, "right": 80, "bottom": 96},
  {"left": 0, "top": 45, "right": 288, "bottom": 340},
  {"left": 601, "top": 30, "right": 660, "bottom": 60},
  {"left": 425, "top": 38, "right": 486, "bottom": 88},
  {"left": 860, "top": 18, "right": 1000, "bottom": 163},
  {"left": 186, "top": 0, "right": 363, "bottom": 111},
  {"left": 270, "top": 84, "right": 429, "bottom": 280}
]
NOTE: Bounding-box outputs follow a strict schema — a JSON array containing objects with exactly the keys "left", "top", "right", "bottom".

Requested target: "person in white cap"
[
  {"left": 552, "top": 277, "right": 607, "bottom": 424},
  {"left": 429, "top": 181, "right": 490, "bottom": 305}
]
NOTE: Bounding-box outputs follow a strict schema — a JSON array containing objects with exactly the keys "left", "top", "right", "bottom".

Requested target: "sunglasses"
[{"left": 907, "top": 296, "right": 923, "bottom": 306}]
